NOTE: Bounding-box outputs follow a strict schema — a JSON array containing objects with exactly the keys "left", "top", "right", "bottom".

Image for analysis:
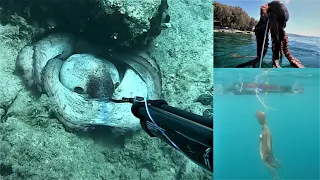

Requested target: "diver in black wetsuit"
[
  {"left": 224, "top": 82, "right": 303, "bottom": 95},
  {"left": 110, "top": 97, "right": 213, "bottom": 173}
]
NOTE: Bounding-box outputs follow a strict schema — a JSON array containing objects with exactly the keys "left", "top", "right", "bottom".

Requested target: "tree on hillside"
[
  {"left": 249, "top": 18, "right": 256, "bottom": 30},
  {"left": 214, "top": 2, "right": 257, "bottom": 31}
]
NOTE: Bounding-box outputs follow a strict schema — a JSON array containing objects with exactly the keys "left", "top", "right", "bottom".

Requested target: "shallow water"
[
  {"left": 213, "top": 68, "right": 320, "bottom": 179},
  {"left": 214, "top": 32, "right": 320, "bottom": 68}
]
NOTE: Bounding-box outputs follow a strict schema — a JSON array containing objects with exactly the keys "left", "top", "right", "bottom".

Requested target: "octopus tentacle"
[
  {"left": 268, "top": 165, "right": 280, "bottom": 180},
  {"left": 280, "top": 41, "right": 284, "bottom": 59},
  {"left": 266, "top": 156, "right": 284, "bottom": 180},
  {"left": 282, "top": 31, "right": 305, "bottom": 68},
  {"left": 255, "top": 20, "right": 268, "bottom": 56},
  {"left": 270, "top": 25, "right": 281, "bottom": 68}
]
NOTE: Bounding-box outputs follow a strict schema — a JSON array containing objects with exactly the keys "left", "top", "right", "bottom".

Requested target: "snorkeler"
[
  {"left": 256, "top": 111, "right": 284, "bottom": 179},
  {"left": 224, "top": 82, "right": 303, "bottom": 95},
  {"left": 110, "top": 96, "right": 213, "bottom": 173}
]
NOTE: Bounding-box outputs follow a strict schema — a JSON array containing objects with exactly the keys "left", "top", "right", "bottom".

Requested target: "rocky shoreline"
[{"left": 214, "top": 28, "right": 254, "bottom": 34}]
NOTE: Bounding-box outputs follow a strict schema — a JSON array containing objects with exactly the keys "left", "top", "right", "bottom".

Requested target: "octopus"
[
  {"left": 256, "top": 111, "right": 284, "bottom": 180},
  {"left": 15, "top": 33, "right": 162, "bottom": 132},
  {"left": 235, "top": 1, "right": 305, "bottom": 68}
]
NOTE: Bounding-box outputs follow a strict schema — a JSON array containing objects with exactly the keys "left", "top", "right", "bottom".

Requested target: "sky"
[{"left": 215, "top": 0, "right": 320, "bottom": 37}]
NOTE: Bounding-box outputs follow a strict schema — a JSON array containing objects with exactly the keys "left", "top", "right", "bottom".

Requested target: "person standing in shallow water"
[{"left": 256, "top": 111, "right": 284, "bottom": 180}]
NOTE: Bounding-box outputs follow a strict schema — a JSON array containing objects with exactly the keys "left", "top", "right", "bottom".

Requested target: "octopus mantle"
[{"left": 16, "top": 33, "right": 162, "bottom": 131}]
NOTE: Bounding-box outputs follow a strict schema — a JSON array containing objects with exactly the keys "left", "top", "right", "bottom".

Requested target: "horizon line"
[{"left": 286, "top": 32, "right": 320, "bottom": 38}]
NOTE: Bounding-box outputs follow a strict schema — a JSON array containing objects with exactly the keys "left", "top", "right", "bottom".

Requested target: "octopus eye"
[{"left": 74, "top": 87, "right": 84, "bottom": 94}]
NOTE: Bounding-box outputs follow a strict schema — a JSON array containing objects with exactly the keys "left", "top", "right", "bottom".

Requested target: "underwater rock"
[
  {"left": 16, "top": 33, "right": 162, "bottom": 132},
  {"left": 0, "top": 108, "right": 5, "bottom": 120},
  {"left": 0, "top": 0, "right": 170, "bottom": 50},
  {"left": 0, "top": 162, "right": 13, "bottom": 176},
  {"left": 203, "top": 108, "right": 213, "bottom": 119},
  {"left": 196, "top": 93, "right": 213, "bottom": 106}
]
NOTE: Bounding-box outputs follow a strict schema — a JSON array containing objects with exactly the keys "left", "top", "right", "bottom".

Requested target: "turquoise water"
[
  {"left": 213, "top": 68, "right": 320, "bottom": 179},
  {"left": 214, "top": 32, "right": 320, "bottom": 68}
]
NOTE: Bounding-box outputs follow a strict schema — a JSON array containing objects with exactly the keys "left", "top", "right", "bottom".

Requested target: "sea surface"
[
  {"left": 213, "top": 68, "right": 320, "bottom": 179},
  {"left": 214, "top": 32, "right": 320, "bottom": 68}
]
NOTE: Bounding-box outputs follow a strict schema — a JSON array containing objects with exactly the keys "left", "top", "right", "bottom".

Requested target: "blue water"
[
  {"left": 213, "top": 68, "right": 320, "bottom": 179},
  {"left": 214, "top": 32, "right": 320, "bottom": 68}
]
